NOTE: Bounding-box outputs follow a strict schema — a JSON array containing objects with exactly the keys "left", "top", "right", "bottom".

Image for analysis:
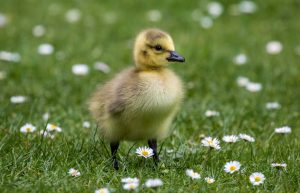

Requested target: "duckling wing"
[
  {"left": 108, "top": 98, "right": 126, "bottom": 116},
  {"left": 89, "top": 67, "right": 136, "bottom": 121}
]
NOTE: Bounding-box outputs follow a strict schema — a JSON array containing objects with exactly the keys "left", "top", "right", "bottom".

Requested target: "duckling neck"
[{"left": 135, "top": 64, "right": 166, "bottom": 72}]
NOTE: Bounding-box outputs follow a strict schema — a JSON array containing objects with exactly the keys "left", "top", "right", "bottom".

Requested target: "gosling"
[{"left": 89, "top": 28, "right": 185, "bottom": 169}]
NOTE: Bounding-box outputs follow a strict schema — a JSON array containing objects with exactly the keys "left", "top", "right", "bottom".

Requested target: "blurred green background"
[{"left": 1, "top": 0, "right": 300, "bottom": 192}]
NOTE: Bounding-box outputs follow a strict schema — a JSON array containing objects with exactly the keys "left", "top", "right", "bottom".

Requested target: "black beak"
[{"left": 167, "top": 51, "right": 185, "bottom": 62}]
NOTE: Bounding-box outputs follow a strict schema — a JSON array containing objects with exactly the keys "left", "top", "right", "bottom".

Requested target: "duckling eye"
[{"left": 154, "top": 45, "right": 162, "bottom": 51}]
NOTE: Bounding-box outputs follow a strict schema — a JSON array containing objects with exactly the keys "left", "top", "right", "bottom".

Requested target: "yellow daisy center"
[
  {"left": 142, "top": 150, "right": 149, "bottom": 156},
  {"left": 51, "top": 124, "right": 58, "bottom": 129},
  {"left": 230, "top": 166, "right": 236, "bottom": 171},
  {"left": 129, "top": 184, "right": 135, "bottom": 189},
  {"left": 99, "top": 190, "right": 105, "bottom": 193},
  {"left": 26, "top": 127, "right": 31, "bottom": 132},
  {"left": 208, "top": 140, "right": 213, "bottom": 145},
  {"left": 254, "top": 176, "right": 261, "bottom": 182}
]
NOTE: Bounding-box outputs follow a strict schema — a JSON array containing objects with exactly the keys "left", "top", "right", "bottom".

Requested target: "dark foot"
[
  {"left": 110, "top": 142, "right": 120, "bottom": 170},
  {"left": 148, "top": 139, "right": 159, "bottom": 164},
  {"left": 113, "top": 159, "right": 119, "bottom": 170}
]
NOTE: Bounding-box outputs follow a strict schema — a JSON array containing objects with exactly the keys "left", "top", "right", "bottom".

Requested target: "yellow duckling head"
[{"left": 133, "top": 28, "right": 185, "bottom": 70}]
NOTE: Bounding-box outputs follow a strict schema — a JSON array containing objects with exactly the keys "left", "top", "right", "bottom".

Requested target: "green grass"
[{"left": 1, "top": 0, "right": 300, "bottom": 192}]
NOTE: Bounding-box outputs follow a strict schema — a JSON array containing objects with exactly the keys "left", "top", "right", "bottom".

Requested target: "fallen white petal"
[
  {"left": 37, "top": 43, "right": 54, "bottom": 55},
  {"left": 233, "top": 54, "right": 247, "bottom": 65},
  {"left": 207, "top": 2, "right": 223, "bottom": 18},
  {"left": 65, "top": 9, "right": 81, "bottom": 23},
  {"left": 83, "top": 121, "right": 91, "bottom": 128},
  {"left": 236, "top": 76, "right": 250, "bottom": 87},
  {"left": 0, "top": 51, "right": 21, "bottom": 62},
  {"left": 94, "top": 62, "right": 110, "bottom": 73},
  {"left": 32, "top": 25, "right": 46, "bottom": 37},
  {"left": 0, "top": 13, "right": 7, "bottom": 27},
  {"left": 147, "top": 10, "right": 162, "bottom": 22},
  {"left": 200, "top": 16, "right": 213, "bottom": 29},
  {"left": 238, "top": 1, "right": 257, "bottom": 13},
  {"left": 245, "top": 82, "right": 262, "bottom": 92},
  {"left": 72, "top": 64, "right": 89, "bottom": 75},
  {"left": 10, "top": 96, "right": 26, "bottom": 104},
  {"left": 266, "top": 41, "right": 282, "bottom": 55}
]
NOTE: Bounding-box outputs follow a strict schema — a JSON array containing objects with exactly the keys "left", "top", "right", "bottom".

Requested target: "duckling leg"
[
  {"left": 110, "top": 142, "right": 120, "bottom": 170},
  {"left": 148, "top": 139, "right": 159, "bottom": 164}
]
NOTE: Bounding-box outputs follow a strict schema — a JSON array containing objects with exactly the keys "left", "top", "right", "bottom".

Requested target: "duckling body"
[
  {"left": 90, "top": 67, "right": 183, "bottom": 142},
  {"left": 89, "top": 28, "right": 185, "bottom": 169}
]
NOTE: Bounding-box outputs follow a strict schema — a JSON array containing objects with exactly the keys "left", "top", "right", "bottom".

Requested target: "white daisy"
[
  {"left": 186, "top": 169, "right": 201, "bottom": 179},
  {"left": 222, "top": 135, "right": 239, "bottom": 143},
  {"left": 72, "top": 64, "right": 89, "bottom": 76},
  {"left": 233, "top": 53, "right": 247, "bottom": 65},
  {"left": 238, "top": 1, "right": 257, "bottom": 14},
  {"left": 0, "top": 13, "right": 7, "bottom": 27},
  {"left": 95, "top": 188, "right": 109, "bottom": 193},
  {"left": 68, "top": 168, "right": 81, "bottom": 177},
  {"left": 0, "top": 71, "right": 6, "bottom": 80},
  {"left": 0, "top": 51, "right": 21, "bottom": 62},
  {"left": 207, "top": 2, "right": 223, "bottom": 18},
  {"left": 239, "top": 134, "right": 255, "bottom": 142},
  {"left": 123, "top": 182, "right": 139, "bottom": 190},
  {"left": 266, "top": 102, "right": 281, "bottom": 110},
  {"left": 200, "top": 16, "right": 213, "bottom": 29},
  {"left": 43, "top": 112, "right": 50, "bottom": 121},
  {"left": 201, "top": 136, "right": 221, "bottom": 150},
  {"left": 10, "top": 96, "right": 26, "bottom": 104},
  {"left": 271, "top": 163, "right": 287, "bottom": 169},
  {"left": 236, "top": 76, "right": 250, "bottom": 87},
  {"left": 145, "top": 178, "right": 163, "bottom": 188},
  {"left": 245, "top": 82, "right": 262, "bottom": 92},
  {"left": 249, "top": 172, "right": 265, "bottom": 185},
  {"left": 204, "top": 110, "right": 220, "bottom": 117},
  {"left": 266, "top": 41, "right": 282, "bottom": 55},
  {"left": 94, "top": 62, "right": 110, "bottom": 73},
  {"left": 147, "top": 10, "right": 162, "bottom": 22},
  {"left": 37, "top": 43, "right": 54, "bottom": 55},
  {"left": 121, "top": 177, "right": 139, "bottom": 184},
  {"left": 32, "top": 25, "right": 46, "bottom": 37},
  {"left": 83, "top": 121, "right": 91, "bottom": 128},
  {"left": 224, "top": 161, "right": 241, "bottom": 174},
  {"left": 65, "top": 9, "right": 81, "bottom": 23},
  {"left": 20, "top": 123, "right": 36, "bottom": 133},
  {"left": 46, "top": 123, "right": 62, "bottom": 132},
  {"left": 275, "top": 126, "right": 291, "bottom": 133},
  {"left": 204, "top": 177, "right": 215, "bottom": 184},
  {"left": 136, "top": 147, "right": 154, "bottom": 158}
]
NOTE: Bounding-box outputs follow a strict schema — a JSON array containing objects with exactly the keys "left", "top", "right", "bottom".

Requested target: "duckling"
[{"left": 89, "top": 28, "right": 185, "bottom": 169}]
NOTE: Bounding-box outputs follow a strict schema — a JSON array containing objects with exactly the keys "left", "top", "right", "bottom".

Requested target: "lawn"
[{"left": 1, "top": 0, "right": 300, "bottom": 192}]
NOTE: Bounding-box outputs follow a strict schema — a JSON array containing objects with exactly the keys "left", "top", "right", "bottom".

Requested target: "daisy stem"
[
  {"left": 266, "top": 132, "right": 275, "bottom": 143},
  {"left": 25, "top": 134, "right": 29, "bottom": 150},
  {"left": 202, "top": 148, "right": 211, "bottom": 168},
  {"left": 265, "top": 132, "right": 275, "bottom": 150}
]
